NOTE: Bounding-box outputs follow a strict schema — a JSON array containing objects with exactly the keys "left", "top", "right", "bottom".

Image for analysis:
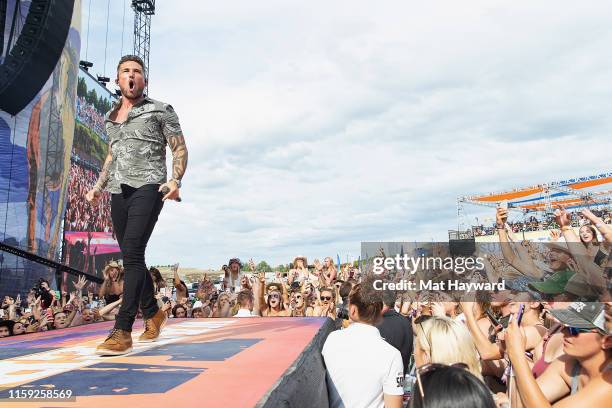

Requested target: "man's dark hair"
[
  {"left": 410, "top": 365, "right": 495, "bottom": 408},
  {"left": 339, "top": 281, "right": 353, "bottom": 299},
  {"left": 382, "top": 290, "right": 396, "bottom": 308},
  {"left": 348, "top": 277, "right": 383, "bottom": 325},
  {"left": 116, "top": 55, "right": 145, "bottom": 76},
  {"left": 237, "top": 290, "right": 254, "bottom": 307}
]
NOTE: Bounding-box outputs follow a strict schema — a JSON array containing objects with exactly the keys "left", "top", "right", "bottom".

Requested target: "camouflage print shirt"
[{"left": 103, "top": 97, "right": 183, "bottom": 194}]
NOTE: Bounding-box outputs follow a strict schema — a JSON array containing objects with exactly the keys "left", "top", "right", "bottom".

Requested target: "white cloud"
[{"left": 84, "top": 1, "right": 612, "bottom": 268}]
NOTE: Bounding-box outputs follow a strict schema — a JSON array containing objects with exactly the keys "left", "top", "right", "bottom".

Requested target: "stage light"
[
  {"left": 79, "top": 60, "right": 93, "bottom": 71},
  {"left": 97, "top": 75, "right": 110, "bottom": 85}
]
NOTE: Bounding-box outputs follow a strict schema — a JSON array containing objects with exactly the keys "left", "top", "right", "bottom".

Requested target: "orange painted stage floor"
[{"left": 0, "top": 317, "right": 329, "bottom": 408}]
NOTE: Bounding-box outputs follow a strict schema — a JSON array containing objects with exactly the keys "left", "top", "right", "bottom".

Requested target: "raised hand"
[
  {"left": 549, "top": 229, "right": 561, "bottom": 241},
  {"left": 85, "top": 188, "right": 101, "bottom": 206},
  {"left": 495, "top": 207, "right": 508, "bottom": 226},
  {"left": 554, "top": 206, "right": 571, "bottom": 227},
  {"left": 73, "top": 275, "right": 87, "bottom": 291},
  {"left": 248, "top": 258, "right": 256, "bottom": 272}
]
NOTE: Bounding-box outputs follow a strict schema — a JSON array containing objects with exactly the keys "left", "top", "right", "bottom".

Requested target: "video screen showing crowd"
[{"left": 62, "top": 71, "right": 121, "bottom": 280}]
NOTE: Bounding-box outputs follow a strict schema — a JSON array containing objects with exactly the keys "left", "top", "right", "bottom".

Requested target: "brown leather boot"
[
  {"left": 95, "top": 329, "right": 133, "bottom": 356},
  {"left": 138, "top": 308, "right": 167, "bottom": 342}
]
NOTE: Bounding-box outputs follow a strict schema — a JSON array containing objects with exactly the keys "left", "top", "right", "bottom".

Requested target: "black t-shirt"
[{"left": 376, "top": 309, "right": 414, "bottom": 375}]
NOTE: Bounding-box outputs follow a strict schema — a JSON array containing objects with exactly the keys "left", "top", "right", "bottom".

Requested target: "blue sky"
[{"left": 82, "top": 0, "right": 612, "bottom": 268}]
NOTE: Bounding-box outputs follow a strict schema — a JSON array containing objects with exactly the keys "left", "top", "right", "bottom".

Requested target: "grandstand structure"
[{"left": 456, "top": 172, "right": 612, "bottom": 233}]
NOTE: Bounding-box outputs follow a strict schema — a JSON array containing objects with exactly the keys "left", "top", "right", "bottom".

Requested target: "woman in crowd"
[
  {"left": 99, "top": 261, "right": 124, "bottom": 305},
  {"left": 413, "top": 316, "right": 482, "bottom": 380},
  {"left": 288, "top": 255, "right": 309, "bottom": 284},
  {"left": 316, "top": 257, "right": 337, "bottom": 286},
  {"left": 578, "top": 224, "right": 609, "bottom": 267},
  {"left": 308, "top": 287, "right": 337, "bottom": 318},
  {"left": 410, "top": 365, "right": 496, "bottom": 408},
  {"left": 289, "top": 290, "right": 307, "bottom": 317},
  {"left": 505, "top": 302, "right": 611, "bottom": 407},
  {"left": 462, "top": 298, "right": 547, "bottom": 363},
  {"left": 149, "top": 267, "right": 166, "bottom": 294},
  {"left": 172, "top": 305, "right": 187, "bottom": 318}
]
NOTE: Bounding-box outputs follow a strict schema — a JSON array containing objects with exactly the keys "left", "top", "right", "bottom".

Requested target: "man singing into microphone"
[{"left": 85, "top": 55, "right": 188, "bottom": 355}]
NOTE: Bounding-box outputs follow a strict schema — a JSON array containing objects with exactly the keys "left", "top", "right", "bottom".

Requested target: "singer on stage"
[{"left": 85, "top": 55, "right": 188, "bottom": 356}]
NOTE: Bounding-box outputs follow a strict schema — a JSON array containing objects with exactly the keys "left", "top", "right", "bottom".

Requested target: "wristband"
[{"left": 561, "top": 226, "right": 572, "bottom": 231}]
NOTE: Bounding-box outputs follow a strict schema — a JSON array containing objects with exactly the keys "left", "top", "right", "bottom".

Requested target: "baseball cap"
[
  {"left": 528, "top": 269, "right": 575, "bottom": 294},
  {"left": 549, "top": 302, "right": 607, "bottom": 334}
]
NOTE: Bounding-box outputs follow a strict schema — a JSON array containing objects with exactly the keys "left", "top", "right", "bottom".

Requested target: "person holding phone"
[{"left": 504, "top": 302, "right": 611, "bottom": 407}]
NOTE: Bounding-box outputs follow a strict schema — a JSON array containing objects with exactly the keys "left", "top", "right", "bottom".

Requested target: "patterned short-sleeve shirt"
[{"left": 104, "top": 97, "right": 183, "bottom": 194}]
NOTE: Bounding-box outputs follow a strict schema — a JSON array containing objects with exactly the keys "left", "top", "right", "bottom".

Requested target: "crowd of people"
[
  {"left": 64, "top": 162, "right": 113, "bottom": 234},
  {"left": 76, "top": 96, "right": 107, "bottom": 141},
  {"left": 1, "top": 206, "right": 611, "bottom": 407},
  {"left": 472, "top": 207, "right": 611, "bottom": 237}
]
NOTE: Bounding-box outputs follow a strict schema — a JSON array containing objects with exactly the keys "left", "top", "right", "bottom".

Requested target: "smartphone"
[
  {"left": 516, "top": 304, "right": 525, "bottom": 326},
  {"left": 499, "top": 200, "right": 508, "bottom": 210},
  {"left": 161, "top": 296, "right": 170, "bottom": 304},
  {"left": 24, "top": 307, "right": 32, "bottom": 314},
  {"left": 498, "top": 314, "right": 511, "bottom": 329},
  {"left": 484, "top": 308, "right": 500, "bottom": 327}
]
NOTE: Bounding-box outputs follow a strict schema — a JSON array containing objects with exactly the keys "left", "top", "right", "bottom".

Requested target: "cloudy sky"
[{"left": 82, "top": 0, "right": 612, "bottom": 268}]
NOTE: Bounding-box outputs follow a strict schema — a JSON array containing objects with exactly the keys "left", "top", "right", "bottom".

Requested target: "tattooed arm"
[
  {"left": 168, "top": 135, "right": 188, "bottom": 183},
  {"left": 159, "top": 135, "right": 188, "bottom": 201},
  {"left": 85, "top": 152, "right": 112, "bottom": 206},
  {"left": 94, "top": 153, "right": 113, "bottom": 192},
  {"left": 160, "top": 104, "right": 188, "bottom": 201}
]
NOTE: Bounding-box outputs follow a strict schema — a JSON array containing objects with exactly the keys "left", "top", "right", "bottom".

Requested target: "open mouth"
[{"left": 129, "top": 79, "right": 135, "bottom": 91}]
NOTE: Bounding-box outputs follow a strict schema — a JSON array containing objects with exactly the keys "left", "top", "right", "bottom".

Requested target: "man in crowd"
[{"left": 376, "top": 290, "right": 413, "bottom": 375}]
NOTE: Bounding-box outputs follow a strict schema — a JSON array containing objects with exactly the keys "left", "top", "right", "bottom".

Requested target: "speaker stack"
[{"left": 0, "top": 0, "right": 75, "bottom": 115}]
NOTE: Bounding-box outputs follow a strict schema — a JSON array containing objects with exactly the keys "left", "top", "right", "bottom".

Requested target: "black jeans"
[{"left": 111, "top": 183, "right": 164, "bottom": 331}]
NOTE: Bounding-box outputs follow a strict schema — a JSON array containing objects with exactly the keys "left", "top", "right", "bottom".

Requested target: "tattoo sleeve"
[
  {"left": 167, "top": 135, "right": 188, "bottom": 181},
  {"left": 94, "top": 153, "right": 113, "bottom": 192}
]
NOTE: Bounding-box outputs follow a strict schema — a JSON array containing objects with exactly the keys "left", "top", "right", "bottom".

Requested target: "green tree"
[
  {"left": 77, "top": 77, "right": 87, "bottom": 98},
  {"left": 256, "top": 261, "right": 271, "bottom": 272},
  {"left": 86, "top": 88, "right": 98, "bottom": 105}
]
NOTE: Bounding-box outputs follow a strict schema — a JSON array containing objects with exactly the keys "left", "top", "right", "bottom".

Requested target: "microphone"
[{"left": 161, "top": 185, "right": 182, "bottom": 202}]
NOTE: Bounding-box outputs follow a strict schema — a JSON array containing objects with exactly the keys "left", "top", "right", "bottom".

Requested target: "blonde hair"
[{"left": 415, "top": 316, "right": 482, "bottom": 379}]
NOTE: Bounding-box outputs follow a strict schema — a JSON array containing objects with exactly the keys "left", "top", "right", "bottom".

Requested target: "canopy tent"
[{"left": 459, "top": 172, "right": 612, "bottom": 213}]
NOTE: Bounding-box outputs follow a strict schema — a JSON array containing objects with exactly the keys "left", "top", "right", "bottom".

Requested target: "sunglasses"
[
  {"left": 415, "top": 363, "right": 468, "bottom": 399},
  {"left": 320, "top": 296, "right": 332, "bottom": 301},
  {"left": 564, "top": 326, "right": 595, "bottom": 336}
]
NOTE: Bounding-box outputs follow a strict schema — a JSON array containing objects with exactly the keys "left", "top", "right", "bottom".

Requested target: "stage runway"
[{"left": 0, "top": 317, "right": 330, "bottom": 408}]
